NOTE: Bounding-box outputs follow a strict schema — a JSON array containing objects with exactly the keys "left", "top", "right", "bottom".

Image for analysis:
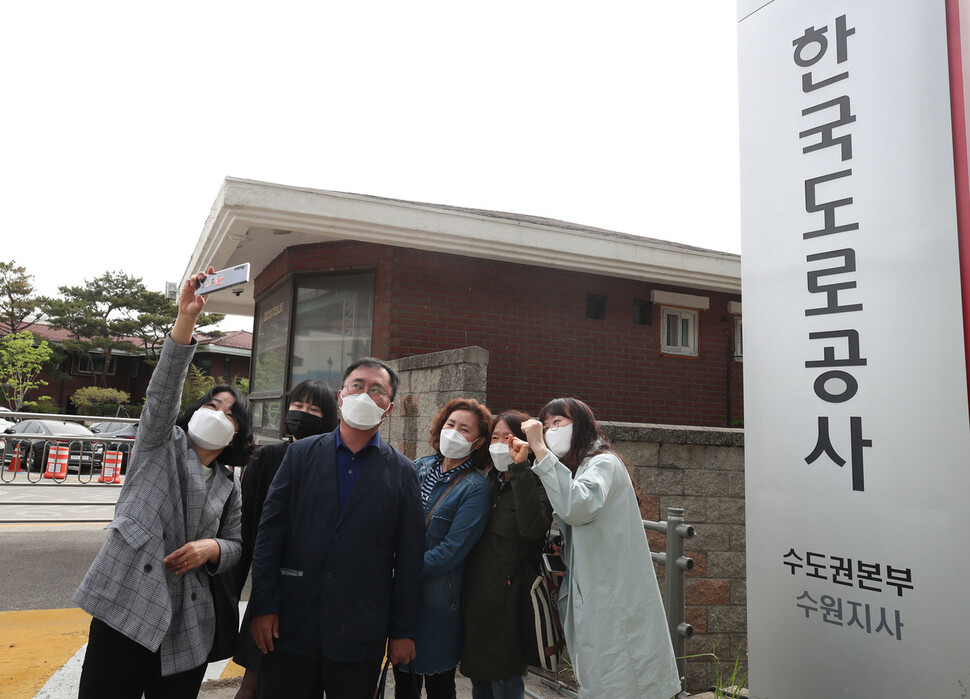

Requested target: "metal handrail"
[
  {"left": 526, "top": 508, "right": 695, "bottom": 697},
  {"left": 0, "top": 412, "right": 137, "bottom": 487},
  {"left": 0, "top": 437, "right": 132, "bottom": 485},
  {"left": 0, "top": 410, "right": 138, "bottom": 423},
  {"left": 647, "top": 508, "right": 695, "bottom": 689}
]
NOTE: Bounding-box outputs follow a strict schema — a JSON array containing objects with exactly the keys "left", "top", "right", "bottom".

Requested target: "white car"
[{"left": 0, "top": 408, "right": 15, "bottom": 432}]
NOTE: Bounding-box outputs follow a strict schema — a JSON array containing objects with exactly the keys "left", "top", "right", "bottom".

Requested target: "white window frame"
[
  {"left": 734, "top": 316, "right": 743, "bottom": 361},
  {"left": 660, "top": 306, "right": 699, "bottom": 357}
]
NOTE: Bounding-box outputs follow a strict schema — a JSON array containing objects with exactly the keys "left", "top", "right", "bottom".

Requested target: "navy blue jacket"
[{"left": 249, "top": 428, "right": 424, "bottom": 662}]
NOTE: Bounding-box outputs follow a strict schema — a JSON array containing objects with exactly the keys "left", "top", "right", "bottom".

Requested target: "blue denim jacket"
[{"left": 409, "top": 454, "right": 490, "bottom": 675}]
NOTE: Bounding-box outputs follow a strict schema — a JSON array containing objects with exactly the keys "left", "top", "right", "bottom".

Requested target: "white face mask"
[
  {"left": 439, "top": 428, "right": 476, "bottom": 460},
  {"left": 340, "top": 392, "right": 387, "bottom": 430},
  {"left": 488, "top": 443, "right": 514, "bottom": 472},
  {"left": 544, "top": 424, "right": 573, "bottom": 459},
  {"left": 188, "top": 408, "right": 236, "bottom": 451}
]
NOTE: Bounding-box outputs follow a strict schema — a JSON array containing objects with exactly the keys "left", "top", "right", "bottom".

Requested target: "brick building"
[
  {"left": 1, "top": 321, "right": 251, "bottom": 414},
  {"left": 186, "top": 178, "right": 742, "bottom": 439}
]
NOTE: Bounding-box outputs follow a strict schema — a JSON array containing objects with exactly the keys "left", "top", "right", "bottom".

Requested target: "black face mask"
[{"left": 284, "top": 409, "right": 325, "bottom": 440}]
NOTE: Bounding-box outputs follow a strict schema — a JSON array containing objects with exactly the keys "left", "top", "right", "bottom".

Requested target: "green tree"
[
  {"left": 41, "top": 272, "right": 224, "bottom": 385},
  {"left": 133, "top": 289, "right": 223, "bottom": 365},
  {"left": 0, "top": 261, "right": 41, "bottom": 334},
  {"left": 180, "top": 366, "right": 249, "bottom": 412},
  {"left": 41, "top": 271, "right": 145, "bottom": 387},
  {"left": 0, "top": 330, "right": 53, "bottom": 410}
]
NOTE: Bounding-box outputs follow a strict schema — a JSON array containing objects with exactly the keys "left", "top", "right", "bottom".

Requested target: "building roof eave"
[{"left": 183, "top": 178, "right": 742, "bottom": 316}]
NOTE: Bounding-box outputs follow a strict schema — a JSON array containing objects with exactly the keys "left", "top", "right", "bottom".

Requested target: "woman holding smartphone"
[
  {"left": 74, "top": 267, "right": 252, "bottom": 699},
  {"left": 517, "top": 398, "right": 680, "bottom": 699}
]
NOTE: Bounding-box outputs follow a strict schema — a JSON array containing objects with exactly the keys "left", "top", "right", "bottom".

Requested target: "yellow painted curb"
[
  {"left": 0, "top": 608, "right": 91, "bottom": 699},
  {"left": 222, "top": 658, "right": 245, "bottom": 679}
]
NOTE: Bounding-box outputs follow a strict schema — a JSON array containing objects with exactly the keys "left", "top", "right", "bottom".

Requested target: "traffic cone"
[
  {"left": 43, "top": 444, "right": 70, "bottom": 479},
  {"left": 99, "top": 450, "right": 123, "bottom": 484},
  {"left": 5, "top": 443, "right": 22, "bottom": 472}
]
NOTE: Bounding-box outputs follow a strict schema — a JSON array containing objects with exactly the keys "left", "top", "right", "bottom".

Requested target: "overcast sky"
[{"left": 2, "top": 2, "right": 741, "bottom": 330}]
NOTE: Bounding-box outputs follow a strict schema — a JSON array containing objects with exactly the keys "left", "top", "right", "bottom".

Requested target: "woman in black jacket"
[
  {"left": 459, "top": 411, "right": 552, "bottom": 699},
  {"left": 231, "top": 379, "right": 338, "bottom": 699}
]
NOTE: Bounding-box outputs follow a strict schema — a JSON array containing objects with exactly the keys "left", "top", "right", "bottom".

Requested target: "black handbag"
[
  {"left": 207, "top": 468, "right": 240, "bottom": 663},
  {"left": 374, "top": 657, "right": 391, "bottom": 699},
  {"left": 376, "top": 659, "right": 420, "bottom": 699}
]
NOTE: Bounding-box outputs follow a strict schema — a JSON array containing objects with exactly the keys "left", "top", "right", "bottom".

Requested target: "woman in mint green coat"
[{"left": 518, "top": 398, "right": 681, "bottom": 699}]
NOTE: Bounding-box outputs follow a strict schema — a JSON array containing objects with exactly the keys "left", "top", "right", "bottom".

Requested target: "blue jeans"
[{"left": 471, "top": 675, "right": 525, "bottom": 699}]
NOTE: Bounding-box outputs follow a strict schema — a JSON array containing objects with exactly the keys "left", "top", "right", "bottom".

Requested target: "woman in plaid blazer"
[{"left": 73, "top": 268, "right": 253, "bottom": 698}]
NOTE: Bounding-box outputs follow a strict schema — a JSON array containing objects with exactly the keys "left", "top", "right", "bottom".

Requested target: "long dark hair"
[
  {"left": 177, "top": 385, "right": 254, "bottom": 467},
  {"left": 537, "top": 398, "right": 610, "bottom": 473},
  {"left": 537, "top": 397, "right": 643, "bottom": 504},
  {"left": 281, "top": 379, "right": 338, "bottom": 439}
]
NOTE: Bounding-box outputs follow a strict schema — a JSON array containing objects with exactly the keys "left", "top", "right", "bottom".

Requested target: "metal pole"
[{"left": 666, "top": 507, "right": 692, "bottom": 682}]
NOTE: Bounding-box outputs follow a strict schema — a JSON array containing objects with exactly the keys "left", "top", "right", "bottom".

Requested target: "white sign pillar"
[{"left": 739, "top": 0, "right": 970, "bottom": 696}]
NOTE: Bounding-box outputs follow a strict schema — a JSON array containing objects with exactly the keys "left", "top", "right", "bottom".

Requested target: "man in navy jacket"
[{"left": 250, "top": 357, "right": 424, "bottom": 697}]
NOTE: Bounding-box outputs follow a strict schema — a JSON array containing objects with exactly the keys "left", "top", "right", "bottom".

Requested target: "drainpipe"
[{"left": 725, "top": 330, "right": 733, "bottom": 427}]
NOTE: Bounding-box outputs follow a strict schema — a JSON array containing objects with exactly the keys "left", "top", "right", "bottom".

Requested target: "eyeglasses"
[{"left": 344, "top": 380, "right": 389, "bottom": 400}]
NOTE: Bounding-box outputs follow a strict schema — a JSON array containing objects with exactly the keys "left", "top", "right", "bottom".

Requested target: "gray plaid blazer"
[{"left": 73, "top": 336, "right": 242, "bottom": 675}]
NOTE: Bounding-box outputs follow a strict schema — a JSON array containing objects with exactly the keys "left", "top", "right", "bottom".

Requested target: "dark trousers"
[
  {"left": 393, "top": 667, "right": 457, "bottom": 699},
  {"left": 78, "top": 617, "right": 207, "bottom": 699},
  {"left": 259, "top": 648, "right": 383, "bottom": 698}
]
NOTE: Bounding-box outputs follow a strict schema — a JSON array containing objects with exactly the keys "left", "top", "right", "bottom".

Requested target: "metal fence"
[
  {"left": 527, "top": 509, "right": 695, "bottom": 698},
  {"left": 0, "top": 411, "right": 137, "bottom": 523},
  {"left": 646, "top": 507, "right": 696, "bottom": 694}
]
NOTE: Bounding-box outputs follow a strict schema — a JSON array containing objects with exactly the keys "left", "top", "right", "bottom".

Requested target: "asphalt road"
[
  {"left": 0, "top": 477, "right": 116, "bottom": 612},
  {"left": 0, "top": 524, "right": 107, "bottom": 611},
  {"left": 0, "top": 482, "right": 576, "bottom": 698}
]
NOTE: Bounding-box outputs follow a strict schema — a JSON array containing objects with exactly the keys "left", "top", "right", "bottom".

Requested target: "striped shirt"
[{"left": 420, "top": 454, "right": 476, "bottom": 506}]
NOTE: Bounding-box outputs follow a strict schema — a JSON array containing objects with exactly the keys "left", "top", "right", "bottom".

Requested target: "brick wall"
[
  {"left": 256, "top": 241, "right": 744, "bottom": 428},
  {"left": 608, "top": 422, "right": 747, "bottom": 693},
  {"left": 37, "top": 354, "right": 150, "bottom": 414}
]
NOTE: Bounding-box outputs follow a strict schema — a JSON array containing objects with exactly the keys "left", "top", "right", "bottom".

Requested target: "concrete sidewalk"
[{"left": 198, "top": 670, "right": 579, "bottom": 698}]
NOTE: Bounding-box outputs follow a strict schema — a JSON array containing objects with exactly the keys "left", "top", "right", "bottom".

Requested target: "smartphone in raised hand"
[{"left": 195, "top": 263, "right": 250, "bottom": 295}]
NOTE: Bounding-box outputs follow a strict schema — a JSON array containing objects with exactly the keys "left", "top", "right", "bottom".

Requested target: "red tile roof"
[
  {"left": 2, "top": 321, "right": 251, "bottom": 353},
  {"left": 196, "top": 330, "right": 252, "bottom": 351},
  {"left": 1, "top": 321, "right": 82, "bottom": 344}
]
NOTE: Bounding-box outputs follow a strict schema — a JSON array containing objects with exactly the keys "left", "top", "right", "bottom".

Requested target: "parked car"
[
  {"left": 89, "top": 420, "right": 138, "bottom": 474},
  {"left": 0, "top": 407, "right": 16, "bottom": 432},
  {"left": 0, "top": 420, "right": 103, "bottom": 474}
]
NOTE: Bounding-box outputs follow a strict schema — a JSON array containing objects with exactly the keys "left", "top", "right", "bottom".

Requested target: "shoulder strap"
[{"left": 424, "top": 468, "right": 473, "bottom": 529}]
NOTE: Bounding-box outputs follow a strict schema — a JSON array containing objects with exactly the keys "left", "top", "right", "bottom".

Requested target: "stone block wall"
[
  {"left": 605, "top": 422, "right": 747, "bottom": 693},
  {"left": 384, "top": 346, "right": 747, "bottom": 693},
  {"left": 385, "top": 346, "right": 489, "bottom": 459}
]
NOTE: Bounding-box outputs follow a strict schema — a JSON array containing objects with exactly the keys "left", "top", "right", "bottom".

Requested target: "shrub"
[
  {"left": 70, "top": 386, "right": 131, "bottom": 415},
  {"left": 181, "top": 365, "right": 217, "bottom": 412},
  {"left": 22, "top": 396, "right": 59, "bottom": 414}
]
